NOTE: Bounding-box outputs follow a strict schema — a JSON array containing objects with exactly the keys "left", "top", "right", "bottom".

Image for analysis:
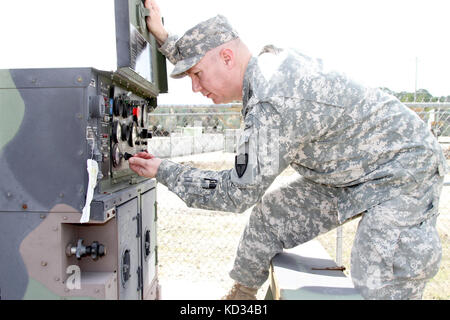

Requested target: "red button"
[{"left": 132, "top": 107, "right": 141, "bottom": 117}]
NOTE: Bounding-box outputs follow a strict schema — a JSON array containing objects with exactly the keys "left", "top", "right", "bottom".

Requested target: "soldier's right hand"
[
  {"left": 134, "top": 151, "right": 154, "bottom": 160},
  {"left": 144, "top": 0, "right": 168, "bottom": 45},
  {"left": 128, "top": 153, "right": 162, "bottom": 179}
]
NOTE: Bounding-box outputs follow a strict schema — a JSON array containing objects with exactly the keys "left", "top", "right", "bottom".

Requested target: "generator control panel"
[{"left": 88, "top": 71, "right": 161, "bottom": 192}]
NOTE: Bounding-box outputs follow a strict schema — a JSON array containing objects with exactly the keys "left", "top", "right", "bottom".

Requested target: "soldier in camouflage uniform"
[{"left": 131, "top": 0, "right": 448, "bottom": 299}]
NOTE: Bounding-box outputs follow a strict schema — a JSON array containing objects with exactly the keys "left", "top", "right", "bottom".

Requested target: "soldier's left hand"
[{"left": 144, "top": 0, "right": 168, "bottom": 45}]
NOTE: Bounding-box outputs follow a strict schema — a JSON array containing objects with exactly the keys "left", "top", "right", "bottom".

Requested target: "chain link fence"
[
  {"left": 147, "top": 103, "right": 450, "bottom": 160},
  {"left": 150, "top": 103, "right": 450, "bottom": 139},
  {"left": 153, "top": 102, "right": 450, "bottom": 299},
  {"left": 149, "top": 104, "right": 242, "bottom": 136},
  {"left": 147, "top": 104, "right": 242, "bottom": 159},
  {"left": 405, "top": 103, "right": 450, "bottom": 138}
]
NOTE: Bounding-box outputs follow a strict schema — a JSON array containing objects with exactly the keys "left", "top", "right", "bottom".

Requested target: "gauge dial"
[
  {"left": 122, "top": 100, "right": 130, "bottom": 118},
  {"left": 141, "top": 104, "right": 148, "bottom": 128},
  {"left": 113, "top": 98, "right": 124, "bottom": 117},
  {"left": 112, "top": 121, "right": 121, "bottom": 143},
  {"left": 112, "top": 143, "right": 122, "bottom": 168},
  {"left": 128, "top": 122, "right": 138, "bottom": 147},
  {"left": 121, "top": 123, "right": 128, "bottom": 141}
]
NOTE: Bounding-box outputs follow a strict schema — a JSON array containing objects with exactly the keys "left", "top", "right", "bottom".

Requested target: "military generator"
[{"left": 0, "top": 0, "right": 167, "bottom": 299}]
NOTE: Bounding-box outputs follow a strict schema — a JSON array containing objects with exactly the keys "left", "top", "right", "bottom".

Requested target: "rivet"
[
  {"left": 41, "top": 261, "right": 47, "bottom": 267},
  {"left": 22, "top": 204, "right": 28, "bottom": 210},
  {"left": 59, "top": 193, "right": 64, "bottom": 198},
  {"left": 63, "top": 216, "right": 68, "bottom": 220},
  {"left": 52, "top": 226, "right": 58, "bottom": 231},
  {"left": 54, "top": 277, "right": 60, "bottom": 282},
  {"left": 77, "top": 77, "right": 83, "bottom": 83}
]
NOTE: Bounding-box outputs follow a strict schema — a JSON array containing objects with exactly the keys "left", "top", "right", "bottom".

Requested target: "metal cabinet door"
[
  {"left": 141, "top": 187, "right": 157, "bottom": 297},
  {"left": 117, "top": 197, "right": 141, "bottom": 300}
]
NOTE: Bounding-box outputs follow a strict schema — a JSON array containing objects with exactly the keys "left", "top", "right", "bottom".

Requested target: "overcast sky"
[{"left": 0, "top": 0, "right": 449, "bottom": 104}]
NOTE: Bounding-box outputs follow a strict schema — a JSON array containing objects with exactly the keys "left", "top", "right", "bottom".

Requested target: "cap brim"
[{"left": 170, "top": 55, "right": 204, "bottom": 79}]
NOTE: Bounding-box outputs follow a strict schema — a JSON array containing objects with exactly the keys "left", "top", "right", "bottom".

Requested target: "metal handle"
[{"left": 136, "top": 0, "right": 151, "bottom": 33}]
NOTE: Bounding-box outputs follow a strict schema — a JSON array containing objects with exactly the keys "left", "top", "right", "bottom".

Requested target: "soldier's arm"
[
  {"left": 155, "top": 102, "right": 292, "bottom": 213},
  {"left": 157, "top": 34, "right": 182, "bottom": 66}
]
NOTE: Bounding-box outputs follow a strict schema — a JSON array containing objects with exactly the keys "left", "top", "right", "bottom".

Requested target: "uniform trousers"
[{"left": 229, "top": 172, "right": 443, "bottom": 299}]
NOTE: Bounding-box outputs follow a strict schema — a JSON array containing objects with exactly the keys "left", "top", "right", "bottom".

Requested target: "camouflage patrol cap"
[{"left": 170, "top": 15, "right": 239, "bottom": 79}]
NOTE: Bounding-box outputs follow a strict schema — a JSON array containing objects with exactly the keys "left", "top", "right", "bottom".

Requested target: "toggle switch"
[
  {"left": 123, "top": 152, "right": 133, "bottom": 161},
  {"left": 139, "top": 129, "right": 152, "bottom": 139}
]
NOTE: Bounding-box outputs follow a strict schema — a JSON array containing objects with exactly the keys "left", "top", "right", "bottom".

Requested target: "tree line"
[{"left": 379, "top": 88, "right": 450, "bottom": 103}]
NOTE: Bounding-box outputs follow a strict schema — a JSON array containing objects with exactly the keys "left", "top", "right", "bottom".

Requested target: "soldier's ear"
[{"left": 220, "top": 48, "right": 234, "bottom": 68}]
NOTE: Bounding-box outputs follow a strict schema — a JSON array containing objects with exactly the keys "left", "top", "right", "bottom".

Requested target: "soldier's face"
[{"left": 187, "top": 50, "right": 238, "bottom": 104}]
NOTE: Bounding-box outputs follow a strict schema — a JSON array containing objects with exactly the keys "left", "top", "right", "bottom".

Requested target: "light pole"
[{"left": 414, "top": 57, "right": 418, "bottom": 102}]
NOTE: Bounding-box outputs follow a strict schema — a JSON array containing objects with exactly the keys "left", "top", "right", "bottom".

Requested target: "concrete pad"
[{"left": 159, "top": 279, "right": 225, "bottom": 300}]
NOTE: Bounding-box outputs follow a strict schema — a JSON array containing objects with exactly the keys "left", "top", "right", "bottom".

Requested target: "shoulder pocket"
[{"left": 231, "top": 124, "right": 259, "bottom": 187}]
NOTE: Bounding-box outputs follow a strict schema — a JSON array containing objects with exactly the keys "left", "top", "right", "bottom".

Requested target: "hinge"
[
  {"left": 154, "top": 201, "right": 157, "bottom": 222},
  {"left": 133, "top": 213, "right": 142, "bottom": 238},
  {"left": 137, "top": 266, "right": 143, "bottom": 291}
]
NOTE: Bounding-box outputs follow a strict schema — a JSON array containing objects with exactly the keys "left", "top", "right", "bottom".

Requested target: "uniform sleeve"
[
  {"left": 155, "top": 102, "right": 292, "bottom": 213},
  {"left": 157, "top": 32, "right": 181, "bottom": 65}
]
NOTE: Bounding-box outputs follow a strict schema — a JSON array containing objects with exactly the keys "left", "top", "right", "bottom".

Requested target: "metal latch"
[
  {"left": 66, "top": 239, "right": 106, "bottom": 260},
  {"left": 136, "top": 0, "right": 151, "bottom": 33}
]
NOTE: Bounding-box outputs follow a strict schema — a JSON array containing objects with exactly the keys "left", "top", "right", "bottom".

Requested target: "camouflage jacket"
[{"left": 157, "top": 37, "right": 448, "bottom": 223}]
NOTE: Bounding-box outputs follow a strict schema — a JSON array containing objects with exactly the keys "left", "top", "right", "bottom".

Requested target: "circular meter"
[
  {"left": 121, "top": 123, "right": 128, "bottom": 141},
  {"left": 113, "top": 97, "right": 124, "bottom": 117},
  {"left": 112, "top": 121, "right": 122, "bottom": 143},
  {"left": 112, "top": 143, "right": 122, "bottom": 167},
  {"left": 122, "top": 100, "right": 130, "bottom": 118},
  {"left": 128, "top": 122, "right": 138, "bottom": 147},
  {"left": 141, "top": 104, "right": 148, "bottom": 128}
]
